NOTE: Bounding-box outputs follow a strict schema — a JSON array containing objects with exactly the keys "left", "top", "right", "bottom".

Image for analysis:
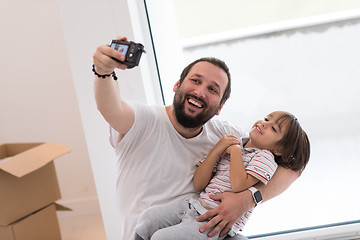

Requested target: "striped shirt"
[{"left": 197, "top": 137, "right": 278, "bottom": 232}]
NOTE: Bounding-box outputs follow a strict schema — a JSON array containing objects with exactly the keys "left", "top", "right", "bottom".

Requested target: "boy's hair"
[
  {"left": 274, "top": 112, "right": 310, "bottom": 174},
  {"left": 179, "top": 57, "right": 231, "bottom": 105}
]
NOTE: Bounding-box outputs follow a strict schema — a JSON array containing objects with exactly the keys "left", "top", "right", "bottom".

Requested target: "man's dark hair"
[{"left": 179, "top": 57, "right": 231, "bottom": 105}]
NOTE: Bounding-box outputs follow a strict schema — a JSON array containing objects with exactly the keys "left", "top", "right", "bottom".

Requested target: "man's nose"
[{"left": 193, "top": 86, "right": 206, "bottom": 98}]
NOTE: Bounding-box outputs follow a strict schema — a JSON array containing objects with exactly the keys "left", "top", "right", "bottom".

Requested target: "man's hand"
[
  {"left": 197, "top": 191, "right": 254, "bottom": 237},
  {"left": 93, "top": 36, "right": 128, "bottom": 75}
]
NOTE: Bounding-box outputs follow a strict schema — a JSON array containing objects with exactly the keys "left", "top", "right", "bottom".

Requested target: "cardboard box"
[
  {"left": 0, "top": 203, "right": 69, "bottom": 240},
  {"left": 0, "top": 142, "right": 71, "bottom": 226}
]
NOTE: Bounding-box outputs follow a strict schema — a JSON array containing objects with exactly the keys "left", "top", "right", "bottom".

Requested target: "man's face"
[{"left": 173, "top": 61, "right": 229, "bottom": 129}]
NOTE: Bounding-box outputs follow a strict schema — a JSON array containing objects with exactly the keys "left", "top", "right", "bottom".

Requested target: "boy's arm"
[
  {"left": 93, "top": 36, "right": 135, "bottom": 136},
  {"left": 193, "top": 147, "right": 220, "bottom": 191},
  {"left": 193, "top": 135, "right": 240, "bottom": 190},
  {"left": 197, "top": 166, "right": 300, "bottom": 237},
  {"left": 228, "top": 145, "right": 259, "bottom": 192},
  {"left": 193, "top": 135, "right": 240, "bottom": 191}
]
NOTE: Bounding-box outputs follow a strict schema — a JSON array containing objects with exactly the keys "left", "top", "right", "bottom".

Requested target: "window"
[{"left": 145, "top": 0, "right": 360, "bottom": 238}]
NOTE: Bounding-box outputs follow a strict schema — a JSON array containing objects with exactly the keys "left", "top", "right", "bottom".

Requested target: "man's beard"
[{"left": 173, "top": 90, "right": 221, "bottom": 129}]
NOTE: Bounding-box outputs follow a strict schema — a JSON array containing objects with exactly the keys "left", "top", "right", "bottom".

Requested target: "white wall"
[
  {"left": 1, "top": 0, "right": 161, "bottom": 239},
  {"left": 56, "top": 0, "right": 162, "bottom": 238},
  {"left": 0, "top": 0, "right": 99, "bottom": 212},
  {"left": 173, "top": 0, "right": 360, "bottom": 39}
]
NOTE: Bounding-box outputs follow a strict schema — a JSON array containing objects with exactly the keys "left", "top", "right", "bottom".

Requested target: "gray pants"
[{"left": 135, "top": 199, "right": 249, "bottom": 240}]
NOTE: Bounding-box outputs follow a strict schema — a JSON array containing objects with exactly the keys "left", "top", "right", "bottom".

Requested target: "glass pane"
[{"left": 146, "top": 0, "right": 360, "bottom": 236}]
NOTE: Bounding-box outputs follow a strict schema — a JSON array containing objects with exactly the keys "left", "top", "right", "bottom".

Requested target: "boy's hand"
[{"left": 213, "top": 135, "right": 240, "bottom": 156}]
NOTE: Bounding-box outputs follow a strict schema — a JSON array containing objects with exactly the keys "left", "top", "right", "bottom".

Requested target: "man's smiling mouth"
[{"left": 187, "top": 98, "right": 204, "bottom": 108}]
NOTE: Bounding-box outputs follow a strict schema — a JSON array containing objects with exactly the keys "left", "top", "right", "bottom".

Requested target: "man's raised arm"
[{"left": 93, "top": 37, "right": 135, "bottom": 136}]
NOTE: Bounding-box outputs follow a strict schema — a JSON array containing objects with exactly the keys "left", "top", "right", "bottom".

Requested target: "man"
[{"left": 93, "top": 36, "right": 299, "bottom": 240}]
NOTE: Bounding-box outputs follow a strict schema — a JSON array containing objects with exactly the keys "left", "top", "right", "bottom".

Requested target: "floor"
[{"left": 57, "top": 211, "right": 107, "bottom": 240}]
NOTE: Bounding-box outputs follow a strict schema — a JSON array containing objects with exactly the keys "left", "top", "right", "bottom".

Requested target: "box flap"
[
  {"left": 0, "top": 225, "right": 14, "bottom": 240},
  {"left": 0, "top": 142, "right": 71, "bottom": 177},
  {"left": 12, "top": 204, "right": 61, "bottom": 240},
  {"left": 54, "top": 203, "right": 72, "bottom": 211}
]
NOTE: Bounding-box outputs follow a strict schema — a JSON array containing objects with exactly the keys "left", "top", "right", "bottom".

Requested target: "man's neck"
[{"left": 166, "top": 105, "right": 203, "bottom": 139}]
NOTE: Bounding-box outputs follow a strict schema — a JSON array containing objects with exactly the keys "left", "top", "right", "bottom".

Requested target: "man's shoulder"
[
  {"left": 129, "top": 101, "right": 164, "bottom": 115},
  {"left": 206, "top": 118, "right": 248, "bottom": 137},
  {"left": 208, "top": 118, "right": 231, "bottom": 126},
  {"left": 128, "top": 101, "right": 159, "bottom": 109}
]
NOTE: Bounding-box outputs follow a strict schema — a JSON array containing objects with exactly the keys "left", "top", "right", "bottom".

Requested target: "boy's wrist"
[{"left": 228, "top": 145, "right": 242, "bottom": 154}]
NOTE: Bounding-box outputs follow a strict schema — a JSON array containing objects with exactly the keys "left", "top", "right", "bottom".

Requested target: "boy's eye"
[
  {"left": 264, "top": 117, "right": 269, "bottom": 121},
  {"left": 272, "top": 126, "right": 277, "bottom": 132}
]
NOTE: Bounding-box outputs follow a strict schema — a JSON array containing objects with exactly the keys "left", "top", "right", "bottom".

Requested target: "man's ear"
[
  {"left": 216, "top": 104, "right": 224, "bottom": 115},
  {"left": 173, "top": 80, "right": 180, "bottom": 92}
]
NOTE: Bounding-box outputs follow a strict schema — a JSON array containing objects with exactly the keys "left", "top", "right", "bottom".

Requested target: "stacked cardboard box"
[{"left": 0, "top": 142, "right": 71, "bottom": 240}]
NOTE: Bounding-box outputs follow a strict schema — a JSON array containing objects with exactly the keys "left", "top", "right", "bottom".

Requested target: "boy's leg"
[
  {"left": 134, "top": 233, "right": 145, "bottom": 240},
  {"left": 134, "top": 199, "right": 189, "bottom": 240},
  {"left": 151, "top": 208, "right": 227, "bottom": 240}
]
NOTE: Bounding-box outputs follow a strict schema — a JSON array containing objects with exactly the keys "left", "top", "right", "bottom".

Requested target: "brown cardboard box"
[
  {"left": 0, "top": 142, "right": 71, "bottom": 226},
  {"left": 0, "top": 203, "right": 69, "bottom": 240}
]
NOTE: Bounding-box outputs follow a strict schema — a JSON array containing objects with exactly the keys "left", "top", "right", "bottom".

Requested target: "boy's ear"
[{"left": 273, "top": 147, "right": 283, "bottom": 156}]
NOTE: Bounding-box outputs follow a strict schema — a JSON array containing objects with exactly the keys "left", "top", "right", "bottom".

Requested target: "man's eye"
[
  {"left": 209, "top": 87, "right": 218, "bottom": 94},
  {"left": 264, "top": 117, "right": 269, "bottom": 121},
  {"left": 192, "top": 78, "right": 200, "bottom": 83},
  {"left": 272, "top": 126, "right": 277, "bottom": 132}
]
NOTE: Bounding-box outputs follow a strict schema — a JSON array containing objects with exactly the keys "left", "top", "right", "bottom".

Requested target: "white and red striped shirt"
[{"left": 197, "top": 137, "right": 278, "bottom": 232}]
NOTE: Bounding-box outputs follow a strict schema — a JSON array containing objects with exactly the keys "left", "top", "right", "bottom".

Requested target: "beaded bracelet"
[{"left": 92, "top": 64, "right": 118, "bottom": 81}]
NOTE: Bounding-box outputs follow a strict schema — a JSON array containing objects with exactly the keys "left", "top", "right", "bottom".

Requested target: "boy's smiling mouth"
[{"left": 256, "top": 125, "right": 262, "bottom": 134}]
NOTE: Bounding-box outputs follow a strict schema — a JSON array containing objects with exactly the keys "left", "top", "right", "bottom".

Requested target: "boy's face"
[
  {"left": 172, "top": 61, "right": 228, "bottom": 129},
  {"left": 249, "top": 112, "right": 289, "bottom": 155}
]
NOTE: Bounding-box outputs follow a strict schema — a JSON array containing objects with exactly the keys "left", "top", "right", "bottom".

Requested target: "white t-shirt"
[{"left": 109, "top": 102, "right": 247, "bottom": 240}]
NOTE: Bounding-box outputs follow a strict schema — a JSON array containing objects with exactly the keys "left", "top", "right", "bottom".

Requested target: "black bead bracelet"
[{"left": 92, "top": 64, "right": 118, "bottom": 81}]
